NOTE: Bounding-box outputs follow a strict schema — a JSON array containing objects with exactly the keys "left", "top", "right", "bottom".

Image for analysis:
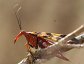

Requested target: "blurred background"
[{"left": 0, "top": 0, "right": 84, "bottom": 64}]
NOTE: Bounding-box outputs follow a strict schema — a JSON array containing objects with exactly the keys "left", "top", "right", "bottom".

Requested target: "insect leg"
[{"left": 14, "top": 30, "right": 25, "bottom": 44}]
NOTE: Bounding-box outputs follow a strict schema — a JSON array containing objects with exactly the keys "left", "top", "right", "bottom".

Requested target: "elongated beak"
[{"left": 14, "top": 31, "right": 23, "bottom": 44}]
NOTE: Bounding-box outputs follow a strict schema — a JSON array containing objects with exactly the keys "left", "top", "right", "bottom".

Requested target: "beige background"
[{"left": 0, "top": 0, "right": 84, "bottom": 64}]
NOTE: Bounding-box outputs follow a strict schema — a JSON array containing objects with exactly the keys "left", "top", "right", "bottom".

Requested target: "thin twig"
[{"left": 58, "top": 25, "right": 84, "bottom": 46}]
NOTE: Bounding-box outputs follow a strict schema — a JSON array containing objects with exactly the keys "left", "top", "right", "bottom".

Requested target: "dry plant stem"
[
  {"left": 66, "top": 43, "right": 84, "bottom": 48},
  {"left": 59, "top": 25, "right": 84, "bottom": 46},
  {"left": 18, "top": 25, "right": 84, "bottom": 64}
]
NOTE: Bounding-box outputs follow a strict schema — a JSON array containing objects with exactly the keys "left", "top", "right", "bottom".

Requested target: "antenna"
[{"left": 15, "top": 6, "right": 22, "bottom": 30}]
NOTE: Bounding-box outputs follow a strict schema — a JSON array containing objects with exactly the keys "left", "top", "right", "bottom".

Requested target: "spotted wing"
[{"left": 36, "top": 32, "right": 66, "bottom": 42}]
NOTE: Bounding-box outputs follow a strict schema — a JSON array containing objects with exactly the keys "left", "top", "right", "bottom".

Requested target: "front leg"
[{"left": 14, "top": 30, "right": 26, "bottom": 44}]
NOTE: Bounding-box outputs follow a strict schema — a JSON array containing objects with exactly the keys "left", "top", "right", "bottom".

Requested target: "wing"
[
  {"left": 36, "top": 32, "right": 66, "bottom": 42},
  {"left": 29, "top": 32, "right": 66, "bottom": 48}
]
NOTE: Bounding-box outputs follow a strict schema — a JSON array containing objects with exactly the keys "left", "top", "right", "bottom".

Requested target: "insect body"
[{"left": 14, "top": 31, "right": 66, "bottom": 49}]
